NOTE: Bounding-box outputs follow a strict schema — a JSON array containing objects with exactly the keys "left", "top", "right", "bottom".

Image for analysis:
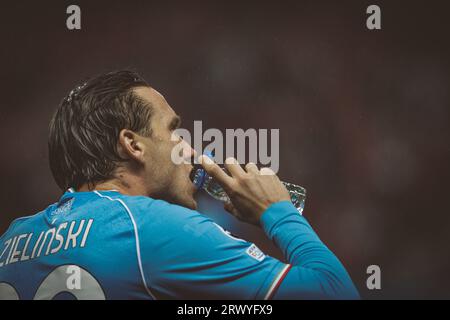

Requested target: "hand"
[{"left": 199, "top": 155, "right": 291, "bottom": 226}]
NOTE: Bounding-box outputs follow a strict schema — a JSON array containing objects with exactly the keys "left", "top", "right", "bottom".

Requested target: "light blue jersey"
[{"left": 0, "top": 189, "right": 359, "bottom": 300}]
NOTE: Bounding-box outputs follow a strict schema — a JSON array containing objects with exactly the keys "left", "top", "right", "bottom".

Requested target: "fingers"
[
  {"left": 245, "top": 162, "right": 259, "bottom": 175},
  {"left": 224, "top": 157, "right": 245, "bottom": 178},
  {"left": 199, "top": 155, "right": 277, "bottom": 196},
  {"left": 198, "top": 155, "right": 234, "bottom": 189},
  {"left": 260, "top": 167, "right": 276, "bottom": 175}
]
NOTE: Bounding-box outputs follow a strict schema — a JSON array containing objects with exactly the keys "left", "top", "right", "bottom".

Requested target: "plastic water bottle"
[{"left": 190, "top": 166, "right": 307, "bottom": 215}]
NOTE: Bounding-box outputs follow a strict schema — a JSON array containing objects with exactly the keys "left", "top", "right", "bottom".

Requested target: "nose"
[
  {"left": 180, "top": 139, "right": 197, "bottom": 160},
  {"left": 191, "top": 145, "right": 198, "bottom": 158}
]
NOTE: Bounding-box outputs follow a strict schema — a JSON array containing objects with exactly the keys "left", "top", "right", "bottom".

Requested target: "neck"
[{"left": 77, "top": 172, "right": 148, "bottom": 196}]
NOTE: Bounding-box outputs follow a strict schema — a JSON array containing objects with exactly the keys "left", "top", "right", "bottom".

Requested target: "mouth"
[
  {"left": 189, "top": 165, "right": 195, "bottom": 182},
  {"left": 189, "top": 163, "right": 206, "bottom": 190},
  {"left": 189, "top": 165, "right": 198, "bottom": 189}
]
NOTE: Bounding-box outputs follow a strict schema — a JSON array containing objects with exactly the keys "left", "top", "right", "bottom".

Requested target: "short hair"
[{"left": 48, "top": 70, "right": 152, "bottom": 190}]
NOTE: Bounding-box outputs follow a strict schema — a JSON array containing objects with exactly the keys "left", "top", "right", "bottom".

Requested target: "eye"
[{"left": 169, "top": 116, "right": 181, "bottom": 131}]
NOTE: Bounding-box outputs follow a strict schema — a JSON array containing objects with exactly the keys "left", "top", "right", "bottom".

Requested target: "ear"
[{"left": 117, "top": 129, "right": 146, "bottom": 164}]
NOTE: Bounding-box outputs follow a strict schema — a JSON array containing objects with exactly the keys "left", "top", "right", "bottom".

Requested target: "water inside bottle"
[{"left": 190, "top": 165, "right": 307, "bottom": 214}]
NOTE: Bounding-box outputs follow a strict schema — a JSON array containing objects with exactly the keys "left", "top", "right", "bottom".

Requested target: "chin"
[
  {"left": 168, "top": 182, "right": 197, "bottom": 209},
  {"left": 185, "top": 198, "right": 197, "bottom": 210},
  {"left": 181, "top": 186, "right": 197, "bottom": 210},
  {"left": 172, "top": 194, "right": 197, "bottom": 210}
]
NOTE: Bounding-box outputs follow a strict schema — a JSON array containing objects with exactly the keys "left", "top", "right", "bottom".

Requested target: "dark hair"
[{"left": 48, "top": 70, "right": 152, "bottom": 190}]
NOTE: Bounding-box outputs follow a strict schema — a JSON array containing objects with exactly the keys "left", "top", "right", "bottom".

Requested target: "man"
[{"left": 0, "top": 70, "right": 359, "bottom": 299}]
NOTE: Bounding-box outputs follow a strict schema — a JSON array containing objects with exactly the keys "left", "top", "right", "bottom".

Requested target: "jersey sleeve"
[
  {"left": 260, "top": 201, "right": 360, "bottom": 299},
  {"left": 133, "top": 198, "right": 288, "bottom": 300}
]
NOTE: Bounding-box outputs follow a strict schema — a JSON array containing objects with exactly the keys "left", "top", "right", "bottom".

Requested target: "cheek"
[{"left": 179, "top": 140, "right": 193, "bottom": 159}]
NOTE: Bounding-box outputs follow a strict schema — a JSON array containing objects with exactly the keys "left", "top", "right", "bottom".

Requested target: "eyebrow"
[{"left": 169, "top": 115, "right": 182, "bottom": 130}]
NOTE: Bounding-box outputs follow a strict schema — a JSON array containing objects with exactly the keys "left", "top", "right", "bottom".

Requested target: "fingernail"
[
  {"left": 225, "top": 157, "right": 237, "bottom": 165},
  {"left": 260, "top": 167, "right": 275, "bottom": 175},
  {"left": 199, "top": 155, "right": 213, "bottom": 164}
]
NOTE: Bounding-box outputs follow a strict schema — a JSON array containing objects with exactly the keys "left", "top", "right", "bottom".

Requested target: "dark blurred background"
[{"left": 0, "top": 0, "right": 449, "bottom": 299}]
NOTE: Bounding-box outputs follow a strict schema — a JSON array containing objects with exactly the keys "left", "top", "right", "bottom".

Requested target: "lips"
[{"left": 189, "top": 164, "right": 201, "bottom": 183}]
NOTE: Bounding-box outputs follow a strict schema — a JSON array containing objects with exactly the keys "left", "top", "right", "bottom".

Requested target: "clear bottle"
[{"left": 190, "top": 167, "right": 307, "bottom": 214}]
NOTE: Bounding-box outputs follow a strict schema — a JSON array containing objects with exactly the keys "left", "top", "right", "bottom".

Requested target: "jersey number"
[{"left": 0, "top": 264, "right": 105, "bottom": 300}]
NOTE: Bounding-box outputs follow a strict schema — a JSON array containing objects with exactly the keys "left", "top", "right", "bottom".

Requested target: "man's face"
[{"left": 133, "top": 87, "right": 197, "bottom": 209}]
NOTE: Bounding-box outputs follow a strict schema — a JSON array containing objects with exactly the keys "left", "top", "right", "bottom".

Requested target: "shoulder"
[
  {"left": 0, "top": 207, "right": 50, "bottom": 240},
  {"left": 92, "top": 191, "right": 208, "bottom": 228}
]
